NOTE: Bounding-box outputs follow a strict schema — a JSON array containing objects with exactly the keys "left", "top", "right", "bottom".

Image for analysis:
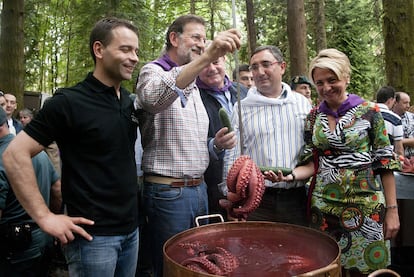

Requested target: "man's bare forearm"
[
  {"left": 3, "top": 132, "right": 50, "bottom": 222},
  {"left": 50, "top": 179, "right": 63, "bottom": 213},
  {"left": 402, "top": 137, "right": 414, "bottom": 147}
]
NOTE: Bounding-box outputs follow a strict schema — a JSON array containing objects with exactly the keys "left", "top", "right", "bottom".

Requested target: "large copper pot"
[{"left": 164, "top": 221, "right": 340, "bottom": 277}]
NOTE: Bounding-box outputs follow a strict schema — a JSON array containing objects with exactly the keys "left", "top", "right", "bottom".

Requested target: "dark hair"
[
  {"left": 232, "top": 64, "right": 250, "bottom": 80},
  {"left": 89, "top": 17, "right": 139, "bottom": 64},
  {"left": 376, "top": 86, "right": 396, "bottom": 103},
  {"left": 395, "top": 91, "right": 403, "bottom": 102},
  {"left": 250, "top": 45, "right": 284, "bottom": 62},
  {"left": 165, "top": 14, "right": 205, "bottom": 51}
]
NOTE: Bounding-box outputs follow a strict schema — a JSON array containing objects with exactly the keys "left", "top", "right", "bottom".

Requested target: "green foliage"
[
  {"left": 250, "top": 0, "right": 384, "bottom": 100},
  {"left": 19, "top": 0, "right": 386, "bottom": 99},
  {"left": 323, "top": 0, "right": 384, "bottom": 100}
]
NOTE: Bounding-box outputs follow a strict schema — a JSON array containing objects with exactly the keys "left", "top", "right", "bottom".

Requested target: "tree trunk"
[
  {"left": 208, "top": 0, "right": 215, "bottom": 39},
  {"left": 313, "top": 0, "right": 327, "bottom": 52},
  {"left": 383, "top": 0, "right": 414, "bottom": 94},
  {"left": 109, "top": 0, "right": 120, "bottom": 15},
  {"left": 0, "top": 0, "right": 25, "bottom": 104},
  {"left": 287, "top": 0, "right": 308, "bottom": 77},
  {"left": 245, "top": 0, "right": 256, "bottom": 57}
]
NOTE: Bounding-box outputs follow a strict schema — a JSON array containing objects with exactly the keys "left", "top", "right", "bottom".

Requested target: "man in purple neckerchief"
[{"left": 135, "top": 14, "right": 241, "bottom": 277}]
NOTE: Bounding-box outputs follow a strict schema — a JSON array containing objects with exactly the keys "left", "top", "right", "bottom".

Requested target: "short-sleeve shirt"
[
  {"left": 24, "top": 73, "right": 138, "bottom": 235},
  {"left": 377, "top": 103, "right": 403, "bottom": 145}
]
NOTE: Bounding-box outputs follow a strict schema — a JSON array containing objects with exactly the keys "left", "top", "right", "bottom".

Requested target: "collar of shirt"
[
  {"left": 377, "top": 103, "right": 389, "bottom": 111},
  {"left": 151, "top": 54, "right": 178, "bottom": 71},
  {"left": 318, "top": 94, "right": 364, "bottom": 121},
  {"left": 208, "top": 89, "right": 233, "bottom": 114},
  {"left": 242, "top": 82, "right": 297, "bottom": 106},
  {"left": 196, "top": 75, "right": 233, "bottom": 94}
]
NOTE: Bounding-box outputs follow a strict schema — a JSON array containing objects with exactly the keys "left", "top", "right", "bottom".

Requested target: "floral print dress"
[{"left": 301, "top": 100, "right": 401, "bottom": 274}]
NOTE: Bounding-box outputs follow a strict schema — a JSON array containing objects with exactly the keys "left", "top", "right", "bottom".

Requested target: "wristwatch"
[{"left": 213, "top": 143, "right": 224, "bottom": 153}]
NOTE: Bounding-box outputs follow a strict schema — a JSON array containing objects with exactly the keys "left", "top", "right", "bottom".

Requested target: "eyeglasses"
[
  {"left": 180, "top": 33, "right": 206, "bottom": 44},
  {"left": 249, "top": 60, "right": 281, "bottom": 72}
]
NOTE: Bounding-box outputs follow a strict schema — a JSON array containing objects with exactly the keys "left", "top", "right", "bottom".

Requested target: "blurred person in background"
[
  {"left": 290, "top": 75, "right": 313, "bottom": 104},
  {"left": 0, "top": 91, "right": 6, "bottom": 110},
  {"left": 0, "top": 107, "right": 62, "bottom": 277},
  {"left": 375, "top": 86, "right": 404, "bottom": 157},
  {"left": 4, "top": 93, "right": 23, "bottom": 135},
  {"left": 19, "top": 108, "right": 35, "bottom": 127},
  {"left": 232, "top": 63, "right": 254, "bottom": 89}
]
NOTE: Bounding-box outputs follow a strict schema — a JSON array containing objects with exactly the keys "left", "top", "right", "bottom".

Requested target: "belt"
[{"left": 144, "top": 175, "right": 203, "bottom": 187}]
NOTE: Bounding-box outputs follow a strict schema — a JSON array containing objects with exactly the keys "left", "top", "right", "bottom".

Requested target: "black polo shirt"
[{"left": 25, "top": 73, "right": 138, "bottom": 235}]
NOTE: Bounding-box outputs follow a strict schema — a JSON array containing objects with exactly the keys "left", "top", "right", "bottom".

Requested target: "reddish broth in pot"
[{"left": 164, "top": 222, "right": 340, "bottom": 277}]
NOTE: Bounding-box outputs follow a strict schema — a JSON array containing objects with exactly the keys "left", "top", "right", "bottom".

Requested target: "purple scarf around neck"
[
  {"left": 151, "top": 54, "right": 178, "bottom": 71},
  {"left": 319, "top": 94, "right": 364, "bottom": 121},
  {"left": 196, "top": 75, "right": 233, "bottom": 93}
]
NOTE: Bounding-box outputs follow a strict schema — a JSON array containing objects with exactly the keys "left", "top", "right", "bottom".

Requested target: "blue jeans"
[
  {"left": 63, "top": 228, "right": 139, "bottom": 277},
  {"left": 143, "top": 181, "right": 208, "bottom": 277}
]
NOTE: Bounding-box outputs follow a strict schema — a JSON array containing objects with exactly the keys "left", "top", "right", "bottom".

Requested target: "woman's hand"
[
  {"left": 383, "top": 207, "right": 400, "bottom": 240},
  {"left": 263, "top": 170, "right": 293, "bottom": 182}
]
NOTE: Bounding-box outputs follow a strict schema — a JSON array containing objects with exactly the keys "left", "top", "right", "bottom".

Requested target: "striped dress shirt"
[{"left": 223, "top": 83, "right": 312, "bottom": 189}]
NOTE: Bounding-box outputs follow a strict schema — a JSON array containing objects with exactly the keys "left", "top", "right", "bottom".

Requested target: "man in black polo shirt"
[{"left": 3, "top": 17, "right": 140, "bottom": 276}]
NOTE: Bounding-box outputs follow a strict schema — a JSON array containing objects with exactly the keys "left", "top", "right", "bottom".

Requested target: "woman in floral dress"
[{"left": 266, "top": 48, "right": 400, "bottom": 276}]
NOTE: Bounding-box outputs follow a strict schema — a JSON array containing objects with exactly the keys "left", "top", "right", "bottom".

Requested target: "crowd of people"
[{"left": 0, "top": 13, "right": 409, "bottom": 277}]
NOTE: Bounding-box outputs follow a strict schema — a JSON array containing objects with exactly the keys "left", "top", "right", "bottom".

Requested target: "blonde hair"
[{"left": 308, "top": 48, "right": 351, "bottom": 83}]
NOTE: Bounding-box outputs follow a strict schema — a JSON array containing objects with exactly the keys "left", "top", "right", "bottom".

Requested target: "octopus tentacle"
[
  {"left": 226, "top": 155, "right": 251, "bottom": 192},
  {"left": 227, "top": 191, "right": 242, "bottom": 203},
  {"left": 221, "top": 155, "right": 265, "bottom": 219},
  {"left": 208, "top": 253, "right": 234, "bottom": 275},
  {"left": 233, "top": 164, "right": 265, "bottom": 214},
  {"left": 235, "top": 159, "right": 253, "bottom": 198},
  {"left": 214, "top": 247, "right": 240, "bottom": 270},
  {"left": 182, "top": 257, "right": 225, "bottom": 275},
  {"left": 185, "top": 263, "right": 209, "bottom": 274},
  {"left": 180, "top": 244, "right": 239, "bottom": 276}
]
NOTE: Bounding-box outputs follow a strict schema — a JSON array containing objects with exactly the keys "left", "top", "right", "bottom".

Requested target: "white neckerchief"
[{"left": 242, "top": 82, "right": 296, "bottom": 106}]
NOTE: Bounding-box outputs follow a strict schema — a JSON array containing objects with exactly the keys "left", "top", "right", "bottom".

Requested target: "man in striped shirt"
[
  {"left": 376, "top": 86, "right": 404, "bottom": 156},
  {"left": 135, "top": 14, "right": 241, "bottom": 277},
  {"left": 393, "top": 91, "right": 414, "bottom": 158},
  {"left": 223, "top": 45, "right": 312, "bottom": 226}
]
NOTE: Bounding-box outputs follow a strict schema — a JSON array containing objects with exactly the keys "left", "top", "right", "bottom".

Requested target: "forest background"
[{"left": 0, "top": 0, "right": 413, "bottom": 108}]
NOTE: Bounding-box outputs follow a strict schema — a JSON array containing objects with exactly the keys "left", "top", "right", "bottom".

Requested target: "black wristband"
[{"left": 290, "top": 172, "right": 296, "bottom": 182}]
